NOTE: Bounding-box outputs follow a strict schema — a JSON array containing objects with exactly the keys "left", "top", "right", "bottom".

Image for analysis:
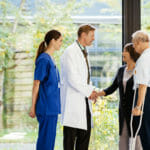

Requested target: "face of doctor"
[{"left": 82, "top": 30, "right": 95, "bottom": 46}]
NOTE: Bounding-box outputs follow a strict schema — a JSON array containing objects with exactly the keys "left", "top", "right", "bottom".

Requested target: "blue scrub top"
[{"left": 34, "top": 53, "right": 61, "bottom": 115}]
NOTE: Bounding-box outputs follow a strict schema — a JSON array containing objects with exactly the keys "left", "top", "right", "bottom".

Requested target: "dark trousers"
[{"left": 63, "top": 98, "right": 91, "bottom": 150}]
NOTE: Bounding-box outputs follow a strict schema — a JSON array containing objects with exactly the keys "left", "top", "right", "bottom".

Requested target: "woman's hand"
[
  {"left": 29, "top": 80, "right": 40, "bottom": 118},
  {"left": 97, "top": 91, "right": 105, "bottom": 97},
  {"left": 132, "top": 107, "right": 142, "bottom": 116},
  {"left": 29, "top": 106, "right": 36, "bottom": 118}
]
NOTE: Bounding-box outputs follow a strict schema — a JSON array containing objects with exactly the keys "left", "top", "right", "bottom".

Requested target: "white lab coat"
[{"left": 60, "top": 42, "right": 94, "bottom": 130}]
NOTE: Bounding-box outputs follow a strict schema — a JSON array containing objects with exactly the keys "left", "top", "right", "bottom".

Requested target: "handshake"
[{"left": 88, "top": 90, "right": 106, "bottom": 103}]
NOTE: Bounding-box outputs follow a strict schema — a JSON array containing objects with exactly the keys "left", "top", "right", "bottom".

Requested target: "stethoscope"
[{"left": 76, "top": 40, "right": 86, "bottom": 51}]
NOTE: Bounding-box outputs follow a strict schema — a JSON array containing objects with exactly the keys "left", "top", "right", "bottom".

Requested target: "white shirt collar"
[
  {"left": 136, "top": 48, "right": 150, "bottom": 65},
  {"left": 141, "top": 47, "right": 150, "bottom": 55}
]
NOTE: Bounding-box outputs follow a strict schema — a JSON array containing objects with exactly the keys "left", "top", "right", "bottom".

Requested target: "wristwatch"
[{"left": 135, "top": 105, "right": 141, "bottom": 110}]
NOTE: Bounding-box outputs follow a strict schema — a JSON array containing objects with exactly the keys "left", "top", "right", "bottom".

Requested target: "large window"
[
  {"left": 141, "top": 0, "right": 150, "bottom": 33},
  {"left": 0, "top": 0, "right": 122, "bottom": 149},
  {"left": 89, "top": 22, "right": 122, "bottom": 88}
]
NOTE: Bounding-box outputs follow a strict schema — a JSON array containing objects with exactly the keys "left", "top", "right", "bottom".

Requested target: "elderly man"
[
  {"left": 60, "top": 24, "right": 97, "bottom": 150},
  {"left": 132, "top": 30, "right": 150, "bottom": 150}
]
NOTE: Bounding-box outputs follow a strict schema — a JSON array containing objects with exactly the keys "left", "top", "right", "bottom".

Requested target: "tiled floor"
[{"left": 0, "top": 144, "right": 35, "bottom": 150}]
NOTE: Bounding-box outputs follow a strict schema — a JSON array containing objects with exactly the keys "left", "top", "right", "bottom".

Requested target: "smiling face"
[
  {"left": 122, "top": 48, "right": 131, "bottom": 63},
  {"left": 132, "top": 39, "right": 141, "bottom": 54},
  {"left": 132, "top": 30, "right": 150, "bottom": 54},
  {"left": 81, "top": 30, "right": 95, "bottom": 46},
  {"left": 77, "top": 25, "right": 95, "bottom": 47},
  {"left": 51, "top": 36, "right": 63, "bottom": 51}
]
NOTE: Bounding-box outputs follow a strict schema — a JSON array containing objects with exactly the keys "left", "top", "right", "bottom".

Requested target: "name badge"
[{"left": 58, "top": 82, "right": 61, "bottom": 88}]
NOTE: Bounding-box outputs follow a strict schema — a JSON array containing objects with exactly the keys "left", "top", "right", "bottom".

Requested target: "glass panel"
[
  {"left": 89, "top": 23, "right": 122, "bottom": 88},
  {"left": 141, "top": 0, "right": 150, "bottom": 34},
  {"left": 0, "top": 0, "right": 122, "bottom": 149}
]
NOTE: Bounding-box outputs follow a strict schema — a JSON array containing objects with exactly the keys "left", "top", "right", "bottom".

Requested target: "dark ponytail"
[{"left": 35, "top": 30, "right": 61, "bottom": 61}]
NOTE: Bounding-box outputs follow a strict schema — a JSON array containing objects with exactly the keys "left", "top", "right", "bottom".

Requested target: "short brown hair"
[
  {"left": 124, "top": 43, "right": 140, "bottom": 62},
  {"left": 77, "top": 24, "right": 95, "bottom": 37}
]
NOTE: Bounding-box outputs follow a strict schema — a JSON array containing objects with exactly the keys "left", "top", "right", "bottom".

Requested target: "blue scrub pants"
[{"left": 36, "top": 115, "right": 58, "bottom": 150}]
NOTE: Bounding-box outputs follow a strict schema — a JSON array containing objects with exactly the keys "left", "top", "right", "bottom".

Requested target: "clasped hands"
[{"left": 88, "top": 90, "right": 105, "bottom": 103}]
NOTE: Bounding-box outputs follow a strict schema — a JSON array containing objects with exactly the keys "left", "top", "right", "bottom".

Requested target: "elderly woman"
[
  {"left": 97, "top": 43, "right": 141, "bottom": 150},
  {"left": 132, "top": 30, "right": 150, "bottom": 150}
]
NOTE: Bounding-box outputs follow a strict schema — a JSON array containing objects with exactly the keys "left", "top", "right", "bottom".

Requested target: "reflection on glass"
[
  {"left": 88, "top": 23, "right": 122, "bottom": 88},
  {"left": 141, "top": 0, "right": 150, "bottom": 33},
  {"left": 0, "top": 0, "right": 122, "bottom": 149}
]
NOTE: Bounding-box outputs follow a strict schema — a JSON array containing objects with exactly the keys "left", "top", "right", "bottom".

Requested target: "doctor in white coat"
[{"left": 60, "top": 24, "right": 97, "bottom": 150}]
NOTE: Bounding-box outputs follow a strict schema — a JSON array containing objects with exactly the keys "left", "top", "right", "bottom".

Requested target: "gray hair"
[{"left": 132, "top": 30, "right": 150, "bottom": 42}]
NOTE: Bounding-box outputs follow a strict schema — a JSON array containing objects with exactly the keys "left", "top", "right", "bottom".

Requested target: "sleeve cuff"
[
  {"left": 85, "top": 85, "right": 95, "bottom": 98},
  {"left": 135, "top": 80, "right": 149, "bottom": 86},
  {"left": 103, "top": 89, "right": 108, "bottom": 96}
]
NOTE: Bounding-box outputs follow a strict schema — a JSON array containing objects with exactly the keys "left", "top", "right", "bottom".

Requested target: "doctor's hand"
[
  {"left": 132, "top": 107, "right": 142, "bottom": 116},
  {"left": 29, "top": 106, "right": 36, "bottom": 118},
  {"left": 88, "top": 91, "right": 98, "bottom": 103}
]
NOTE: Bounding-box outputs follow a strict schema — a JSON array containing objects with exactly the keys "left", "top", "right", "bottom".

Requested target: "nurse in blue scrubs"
[{"left": 29, "top": 30, "right": 62, "bottom": 150}]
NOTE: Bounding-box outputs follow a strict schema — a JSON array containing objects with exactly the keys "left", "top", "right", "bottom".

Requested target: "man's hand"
[
  {"left": 132, "top": 107, "right": 142, "bottom": 116},
  {"left": 88, "top": 91, "right": 98, "bottom": 103}
]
